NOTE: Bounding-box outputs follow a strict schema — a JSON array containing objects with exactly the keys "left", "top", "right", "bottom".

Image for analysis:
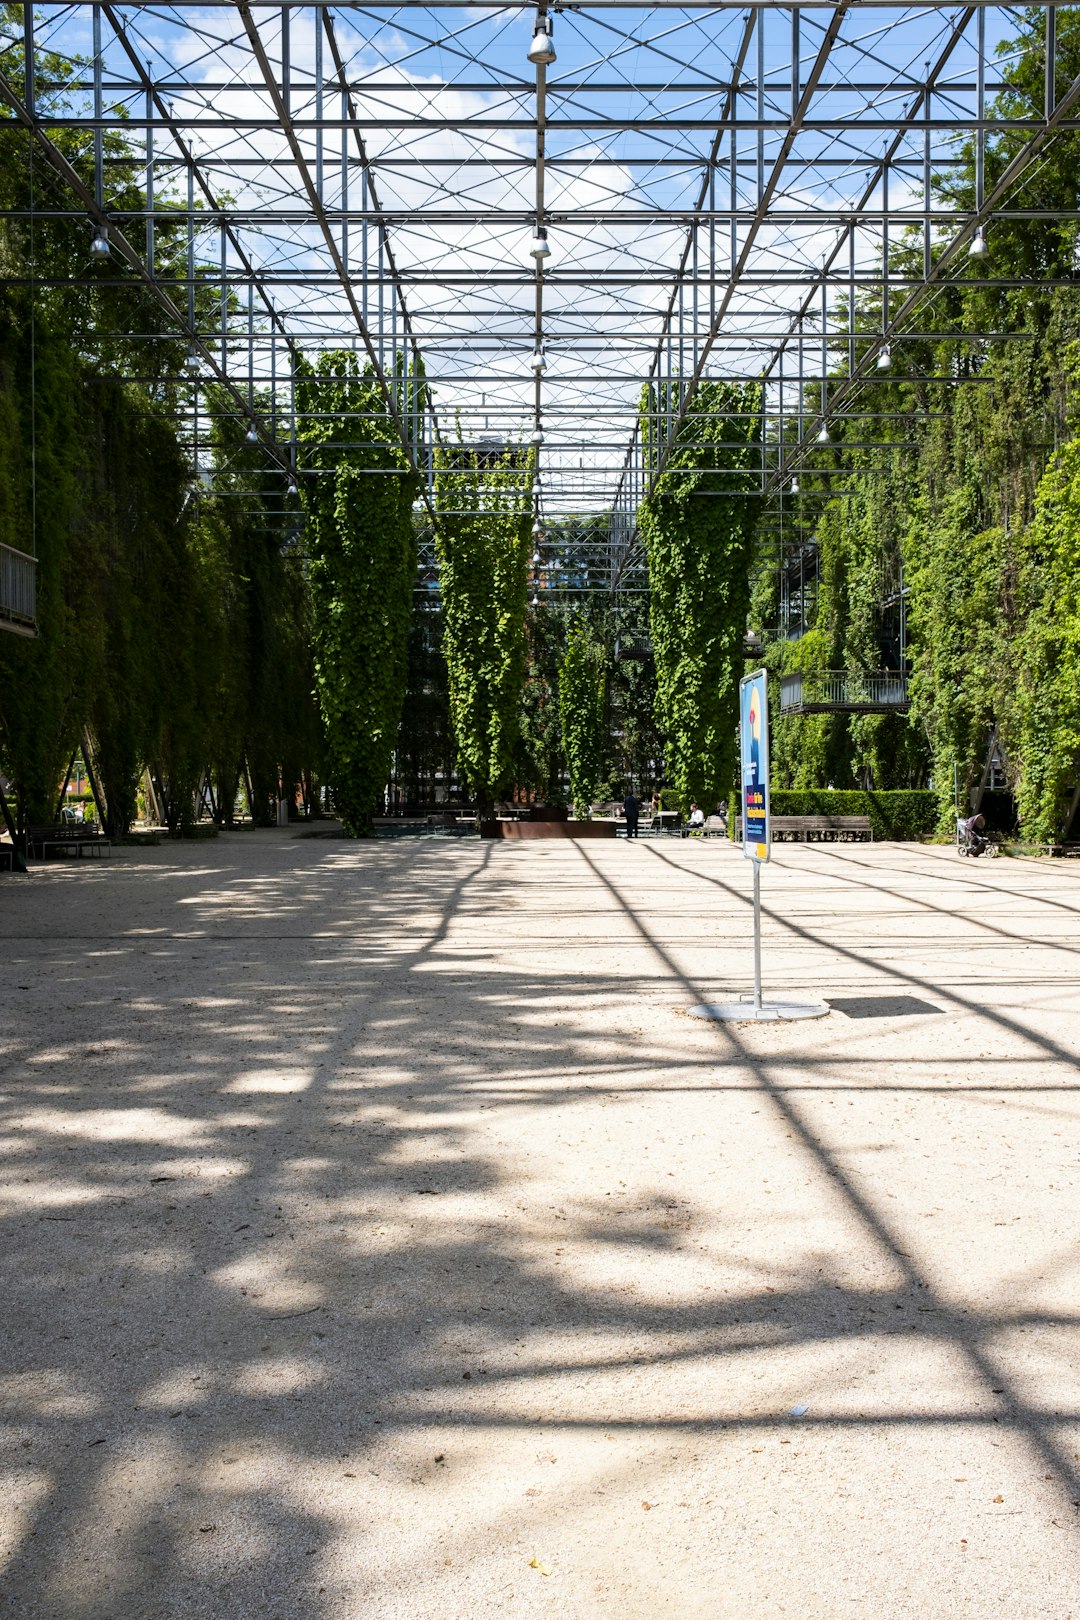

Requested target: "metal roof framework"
[{"left": 0, "top": 2, "right": 1077, "bottom": 596}]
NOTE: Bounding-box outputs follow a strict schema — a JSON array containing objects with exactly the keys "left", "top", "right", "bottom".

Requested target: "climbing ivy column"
[
  {"left": 297, "top": 353, "right": 420, "bottom": 835},
  {"left": 433, "top": 443, "right": 532, "bottom": 813},
  {"left": 1014, "top": 434, "right": 1080, "bottom": 841},
  {"left": 638, "top": 380, "right": 762, "bottom": 811},
  {"left": 558, "top": 618, "right": 607, "bottom": 815}
]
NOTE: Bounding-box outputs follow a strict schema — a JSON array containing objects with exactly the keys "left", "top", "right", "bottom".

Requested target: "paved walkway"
[{"left": 1, "top": 831, "right": 1078, "bottom": 1618}]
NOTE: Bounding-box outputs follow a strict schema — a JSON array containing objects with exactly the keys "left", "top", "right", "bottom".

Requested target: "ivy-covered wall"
[
  {"left": 0, "top": 79, "right": 320, "bottom": 837},
  {"left": 749, "top": 8, "right": 1080, "bottom": 840}
]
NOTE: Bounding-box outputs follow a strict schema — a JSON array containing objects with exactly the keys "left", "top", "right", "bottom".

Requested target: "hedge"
[{"left": 727, "top": 788, "right": 938, "bottom": 841}]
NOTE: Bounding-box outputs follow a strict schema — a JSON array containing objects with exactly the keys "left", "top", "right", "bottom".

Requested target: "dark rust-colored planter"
[{"left": 495, "top": 819, "right": 617, "bottom": 839}]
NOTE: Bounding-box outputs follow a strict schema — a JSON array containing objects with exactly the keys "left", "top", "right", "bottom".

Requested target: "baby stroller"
[{"left": 956, "top": 813, "right": 991, "bottom": 857}]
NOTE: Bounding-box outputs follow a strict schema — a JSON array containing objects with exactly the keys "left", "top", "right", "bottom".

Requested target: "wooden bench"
[
  {"left": 27, "top": 823, "right": 111, "bottom": 859},
  {"left": 737, "top": 814, "right": 872, "bottom": 842}
]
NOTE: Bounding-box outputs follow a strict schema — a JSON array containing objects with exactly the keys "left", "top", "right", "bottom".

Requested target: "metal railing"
[
  {"left": 780, "top": 669, "right": 907, "bottom": 713},
  {"left": 0, "top": 544, "right": 36, "bottom": 635}
]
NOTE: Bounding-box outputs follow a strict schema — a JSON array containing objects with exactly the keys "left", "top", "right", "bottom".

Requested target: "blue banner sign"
[{"left": 740, "top": 668, "right": 770, "bottom": 862}]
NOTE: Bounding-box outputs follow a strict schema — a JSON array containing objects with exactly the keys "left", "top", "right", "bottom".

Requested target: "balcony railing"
[
  {"left": 780, "top": 669, "right": 907, "bottom": 714},
  {"left": 0, "top": 544, "right": 36, "bottom": 637}
]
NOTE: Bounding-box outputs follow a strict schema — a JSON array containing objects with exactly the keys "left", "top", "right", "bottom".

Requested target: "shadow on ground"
[{"left": 1, "top": 834, "right": 1078, "bottom": 1616}]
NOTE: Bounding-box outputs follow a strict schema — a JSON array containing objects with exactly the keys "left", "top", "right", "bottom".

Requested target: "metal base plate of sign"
[{"left": 689, "top": 997, "right": 830, "bottom": 1023}]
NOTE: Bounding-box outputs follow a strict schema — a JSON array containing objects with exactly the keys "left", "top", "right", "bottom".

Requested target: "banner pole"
[
  {"left": 752, "top": 857, "right": 762, "bottom": 1011},
  {"left": 690, "top": 667, "right": 826, "bottom": 1020}
]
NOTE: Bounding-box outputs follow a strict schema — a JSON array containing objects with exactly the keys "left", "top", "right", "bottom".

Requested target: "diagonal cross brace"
[
  {"left": 641, "top": 0, "right": 855, "bottom": 499},
  {"left": 771, "top": 58, "right": 1080, "bottom": 495},
  {"left": 235, "top": 0, "right": 432, "bottom": 511}
]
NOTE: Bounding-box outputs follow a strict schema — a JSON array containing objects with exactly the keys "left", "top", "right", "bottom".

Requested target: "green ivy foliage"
[
  {"left": 639, "top": 379, "right": 762, "bottom": 812},
  {"left": 296, "top": 352, "right": 420, "bottom": 835},
  {"left": 0, "top": 110, "right": 319, "bottom": 835},
  {"left": 749, "top": 7, "right": 1080, "bottom": 839},
  {"left": 756, "top": 288, "right": 1080, "bottom": 833},
  {"left": 433, "top": 439, "right": 532, "bottom": 811},
  {"left": 393, "top": 600, "right": 454, "bottom": 807},
  {"left": 518, "top": 599, "right": 566, "bottom": 801},
  {"left": 1013, "top": 435, "right": 1080, "bottom": 840},
  {"left": 0, "top": 290, "right": 81, "bottom": 824},
  {"left": 513, "top": 517, "right": 660, "bottom": 803},
  {"left": 558, "top": 619, "right": 608, "bottom": 814},
  {"left": 196, "top": 392, "right": 319, "bottom": 830},
  {"left": 0, "top": 275, "right": 319, "bottom": 837}
]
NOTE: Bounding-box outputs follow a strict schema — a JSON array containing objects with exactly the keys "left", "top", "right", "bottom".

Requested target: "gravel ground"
[{"left": 1, "top": 828, "right": 1078, "bottom": 1619}]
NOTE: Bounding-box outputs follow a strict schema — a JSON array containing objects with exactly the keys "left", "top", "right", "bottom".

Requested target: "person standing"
[{"left": 623, "top": 790, "right": 640, "bottom": 839}]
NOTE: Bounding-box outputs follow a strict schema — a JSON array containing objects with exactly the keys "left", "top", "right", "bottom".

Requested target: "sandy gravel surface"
[{"left": 1, "top": 828, "right": 1078, "bottom": 1619}]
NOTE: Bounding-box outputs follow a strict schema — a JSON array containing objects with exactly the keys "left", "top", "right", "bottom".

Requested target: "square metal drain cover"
[{"left": 828, "top": 995, "right": 943, "bottom": 1019}]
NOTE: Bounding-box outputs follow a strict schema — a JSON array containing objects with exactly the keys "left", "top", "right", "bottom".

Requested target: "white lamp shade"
[{"left": 527, "top": 25, "right": 556, "bottom": 66}]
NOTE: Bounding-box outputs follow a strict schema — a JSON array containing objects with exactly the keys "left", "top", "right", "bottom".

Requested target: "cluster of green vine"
[
  {"left": 0, "top": 59, "right": 320, "bottom": 838},
  {"left": 1011, "top": 423, "right": 1080, "bottom": 840},
  {"left": 638, "top": 379, "right": 762, "bottom": 812},
  {"left": 0, "top": 291, "right": 320, "bottom": 835},
  {"left": 558, "top": 618, "right": 608, "bottom": 814},
  {"left": 296, "top": 351, "right": 421, "bottom": 835},
  {"left": 433, "top": 438, "right": 532, "bottom": 812},
  {"left": 749, "top": 7, "right": 1080, "bottom": 839},
  {"left": 517, "top": 599, "right": 566, "bottom": 801}
]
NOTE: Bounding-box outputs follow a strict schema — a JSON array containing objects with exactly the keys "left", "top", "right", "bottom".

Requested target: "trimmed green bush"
[{"left": 729, "top": 788, "right": 937, "bottom": 841}]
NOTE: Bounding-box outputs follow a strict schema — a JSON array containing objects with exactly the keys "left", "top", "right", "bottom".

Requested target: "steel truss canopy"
[{"left": 1, "top": 2, "right": 1077, "bottom": 591}]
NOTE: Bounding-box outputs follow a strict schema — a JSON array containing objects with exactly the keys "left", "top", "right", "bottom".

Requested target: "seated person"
[{"left": 688, "top": 803, "right": 705, "bottom": 830}]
